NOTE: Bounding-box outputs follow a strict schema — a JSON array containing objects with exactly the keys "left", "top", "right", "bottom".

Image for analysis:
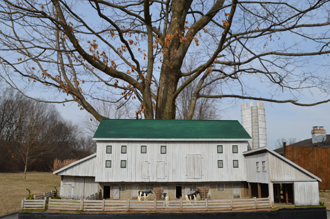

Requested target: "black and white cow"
[
  {"left": 185, "top": 190, "right": 200, "bottom": 201},
  {"left": 137, "top": 190, "right": 153, "bottom": 201},
  {"left": 162, "top": 192, "right": 169, "bottom": 201}
]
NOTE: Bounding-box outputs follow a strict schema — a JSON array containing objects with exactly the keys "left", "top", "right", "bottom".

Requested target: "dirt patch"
[
  {"left": 0, "top": 172, "right": 60, "bottom": 216},
  {"left": 319, "top": 190, "right": 330, "bottom": 209}
]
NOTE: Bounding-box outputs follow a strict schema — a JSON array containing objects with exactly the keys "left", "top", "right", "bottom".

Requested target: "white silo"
[{"left": 241, "top": 102, "right": 267, "bottom": 149}]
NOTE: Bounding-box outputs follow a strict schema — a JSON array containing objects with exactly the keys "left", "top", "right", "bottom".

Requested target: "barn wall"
[
  {"left": 244, "top": 153, "right": 269, "bottom": 183},
  {"left": 294, "top": 181, "right": 319, "bottom": 206},
  {"left": 61, "top": 176, "right": 98, "bottom": 199},
  {"left": 98, "top": 182, "right": 245, "bottom": 200},
  {"left": 95, "top": 141, "right": 248, "bottom": 182},
  {"left": 58, "top": 155, "right": 96, "bottom": 177},
  {"left": 285, "top": 146, "right": 330, "bottom": 189},
  {"left": 268, "top": 153, "right": 315, "bottom": 181}
]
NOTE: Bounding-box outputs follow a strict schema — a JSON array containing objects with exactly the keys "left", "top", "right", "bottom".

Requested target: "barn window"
[
  {"left": 262, "top": 161, "right": 266, "bottom": 172},
  {"left": 141, "top": 145, "right": 147, "bottom": 154},
  {"left": 160, "top": 145, "right": 166, "bottom": 154},
  {"left": 121, "top": 145, "right": 127, "bottom": 154},
  {"left": 120, "top": 184, "right": 126, "bottom": 191},
  {"left": 233, "top": 160, "right": 239, "bottom": 168},
  {"left": 105, "top": 160, "right": 111, "bottom": 168},
  {"left": 218, "top": 160, "right": 223, "bottom": 168},
  {"left": 146, "top": 184, "right": 154, "bottom": 190},
  {"left": 217, "top": 145, "right": 223, "bottom": 153},
  {"left": 256, "top": 162, "right": 259, "bottom": 172},
  {"left": 232, "top": 145, "right": 238, "bottom": 153},
  {"left": 121, "top": 160, "right": 127, "bottom": 168},
  {"left": 217, "top": 184, "right": 225, "bottom": 191},
  {"left": 106, "top": 145, "right": 112, "bottom": 154}
]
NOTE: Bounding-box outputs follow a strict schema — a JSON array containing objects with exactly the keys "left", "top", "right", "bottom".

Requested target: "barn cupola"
[{"left": 311, "top": 126, "right": 327, "bottom": 144}]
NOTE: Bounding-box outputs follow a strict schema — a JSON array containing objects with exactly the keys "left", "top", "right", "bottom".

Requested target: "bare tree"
[
  {"left": 10, "top": 99, "right": 60, "bottom": 179},
  {"left": 83, "top": 97, "right": 133, "bottom": 136},
  {"left": 1, "top": 1, "right": 330, "bottom": 121},
  {"left": 275, "top": 138, "right": 297, "bottom": 149}
]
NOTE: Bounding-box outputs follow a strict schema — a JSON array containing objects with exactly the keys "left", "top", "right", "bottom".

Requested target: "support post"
[
  {"left": 254, "top": 197, "right": 257, "bottom": 209},
  {"left": 257, "top": 183, "right": 262, "bottom": 198},
  {"left": 154, "top": 199, "right": 157, "bottom": 212},
  {"left": 230, "top": 199, "right": 232, "bottom": 211},
  {"left": 180, "top": 197, "right": 183, "bottom": 212},
  {"left": 80, "top": 199, "right": 84, "bottom": 210},
  {"left": 248, "top": 183, "right": 252, "bottom": 198},
  {"left": 21, "top": 199, "right": 24, "bottom": 209},
  {"left": 43, "top": 198, "right": 46, "bottom": 210},
  {"left": 127, "top": 199, "right": 130, "bottom": 212},
  {"left": 205, "top": 198, "right": 208, "bottom": 211},
  {"left": 285, "top": 185, "right": 289, "bottom": 204},
  {"left": 102, "top": 199, "right": 105, "bottom": 211}
]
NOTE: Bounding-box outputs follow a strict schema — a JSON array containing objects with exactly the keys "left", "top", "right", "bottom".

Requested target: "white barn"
[{"left": 54, "top": 119, "right": 321, "bottom": 206}]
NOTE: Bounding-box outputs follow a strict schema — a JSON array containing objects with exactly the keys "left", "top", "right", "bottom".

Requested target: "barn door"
[
  {"left": 186, "top": 154, "right": 202, "bottom": 179},
  {"left": 113, "top": 185, "right": 120, "bottom": 200},
  {"left": 194, "top": 154, "right": 202, "bottom": 179},
  {"left": 233, "top": 183, "right": 241, "bottom": 198},
  {"left": 157, "top": 161, "right": 166, "bottom": 179},
  {"left": 63, "top": 184, "right": 72, "bottom": 199},
  {"left": 132, "top": 185, "right": 139, "bottom": 199},
  {"left": 186, "top": 155, "right": 194, "bottom": 179},
  {"left": 141, "top": 161, "right": 149, "bottom": 179}
]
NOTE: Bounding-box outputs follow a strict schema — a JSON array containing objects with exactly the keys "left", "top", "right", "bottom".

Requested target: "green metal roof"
[{"left": 93, "top": 119, "right": 251, "bottom": 139}]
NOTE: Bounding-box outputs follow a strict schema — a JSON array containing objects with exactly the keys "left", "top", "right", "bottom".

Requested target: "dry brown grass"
[
  {"left": 0, "top": 172, "right": 60, "bottom": 216},
  {"left": 319, "top": 190, "right": 330, "bottom": 209},
  {"left": 52, "top": 159, "right": 77, "bottom": 171}
]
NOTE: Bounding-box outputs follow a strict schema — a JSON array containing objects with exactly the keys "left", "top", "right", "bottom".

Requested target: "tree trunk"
[
  {"left": 24, "top": 164, "right": 27, "bottom": 180},
  {"left": 156, "top": 65, "right": 180, "bottom": 119}
]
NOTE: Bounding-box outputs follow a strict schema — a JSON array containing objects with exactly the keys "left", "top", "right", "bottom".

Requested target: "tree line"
[{"left": 0, "top": 89, "right": 94, "bottom": 177}]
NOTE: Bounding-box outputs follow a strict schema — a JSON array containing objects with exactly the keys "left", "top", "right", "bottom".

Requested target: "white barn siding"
[
  {"left": 268, "top": 153, "right": 314, "bottom": 181},
  {"left": 95, "top": 141, "right": 248, "bottom": 182},
  {"left": 61, "top": 176, "right": 98, "bottom": 199},
  {"left": 245, "top": 153, "right": 269, "bottom": 183},
  {"left": 56, "top": 155, "right": 96, "bottom": 177},
  {"left": 294, "top": 182, "right": 319, "bottom": 206}
]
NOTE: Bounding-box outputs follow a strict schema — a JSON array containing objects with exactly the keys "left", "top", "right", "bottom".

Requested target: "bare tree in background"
[
  {"left": 1, "top": 1, "right": 330, "bottom": 121},
  {"left": 8, "top": 98, "right": 59, "bottom": 179},
  {"left": 275, "top": 138, "right": 297, "bottom": 149},
  {"left": 83, "top": 97, "right": 133, "bottom": 136},
  {"left": 0, "top": 89, "right": 95, "bottom": 174}
]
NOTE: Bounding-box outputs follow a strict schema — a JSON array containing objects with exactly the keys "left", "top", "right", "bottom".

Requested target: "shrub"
[{"left": 26, "top": 188, "right": 34, "bottom": 200}]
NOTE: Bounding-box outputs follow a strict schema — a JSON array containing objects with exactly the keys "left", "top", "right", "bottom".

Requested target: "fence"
[
  {"left": 41, "top": 197, "right": 270, "bottom": 212},
  {"left": 21, "top": 198, "right": 47, "bottom": 210},
  {"left": 34, "top": 190, "right": 56, "bottom": 200}
]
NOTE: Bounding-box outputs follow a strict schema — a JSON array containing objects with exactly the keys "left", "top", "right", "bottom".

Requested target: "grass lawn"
[{"left": 0, "top": 172, "right": 60, "bottom": 216}]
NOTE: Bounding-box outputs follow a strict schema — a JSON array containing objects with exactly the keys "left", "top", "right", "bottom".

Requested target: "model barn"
[{"left": 54, "top": 114, "right": 321, "bottom": 206}]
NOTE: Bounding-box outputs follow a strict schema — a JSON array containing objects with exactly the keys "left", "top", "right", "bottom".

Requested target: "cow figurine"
[
  {"left": 162, "top": 192, "right": 169, "bottom": 201},
  {"left": 185, "top": 190, "right": 200, "bottom": 201},
  {"left": 137, "top": 190, "right": 153, "bottom": 201}
]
